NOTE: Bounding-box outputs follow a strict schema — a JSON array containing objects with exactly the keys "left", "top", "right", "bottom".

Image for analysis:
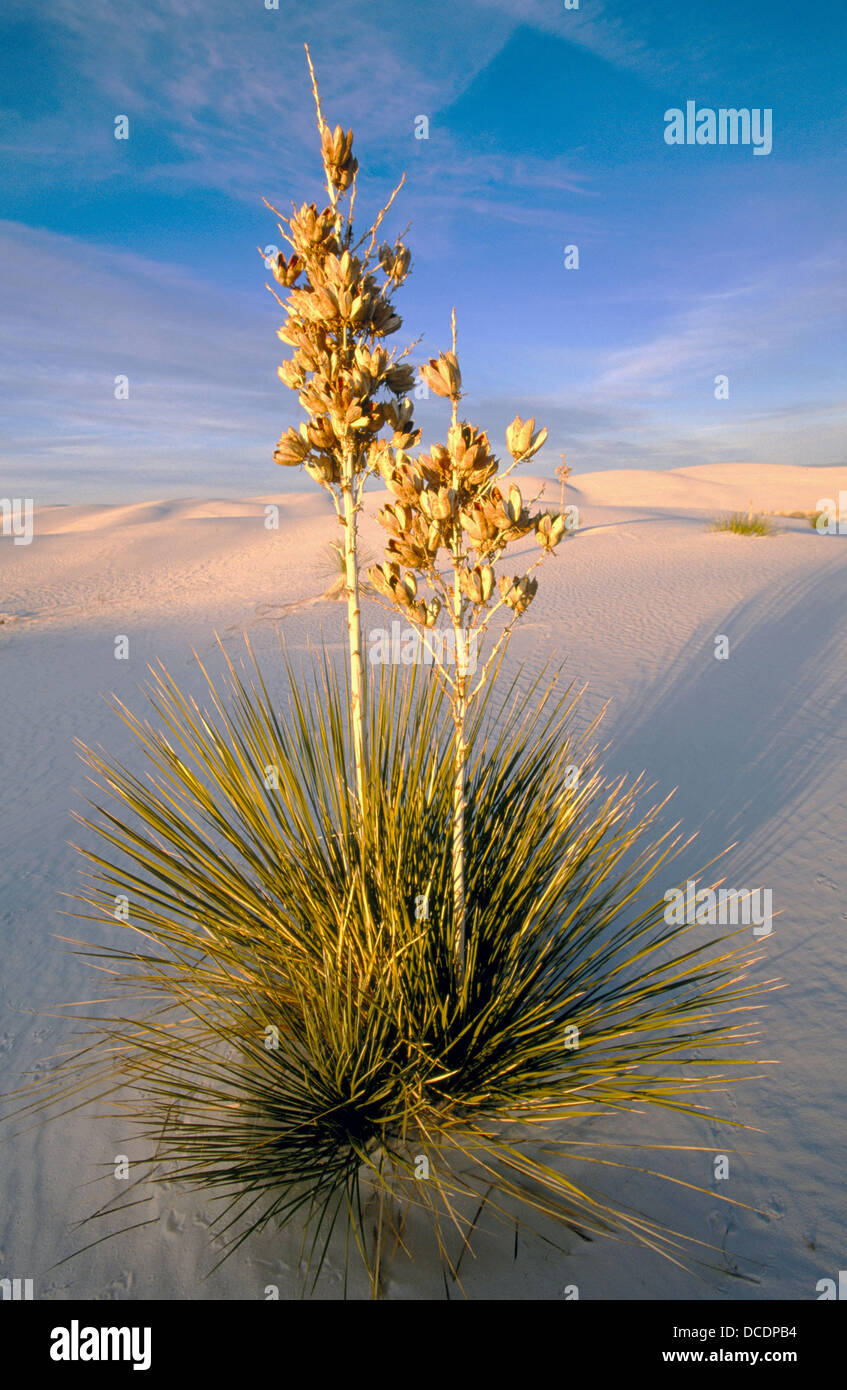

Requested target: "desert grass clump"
[
  {"left": 707, "top": 511, "right": 778, "bottom": 536},
  {"left": 4, "top": 646, "right": 772, "bottom": 1295}
]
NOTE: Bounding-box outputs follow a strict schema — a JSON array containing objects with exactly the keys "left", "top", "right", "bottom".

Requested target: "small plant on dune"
[
  {"left": 556, "top": 453, "right": 572, "bottom": 511},
  {"left": 708, "top": 511, "right": 778, "bottom": 536}
]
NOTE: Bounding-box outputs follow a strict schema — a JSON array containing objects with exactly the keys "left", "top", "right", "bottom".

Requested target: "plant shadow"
[{"left": 607, "top": 554, "right": 847, "bottom": 881}]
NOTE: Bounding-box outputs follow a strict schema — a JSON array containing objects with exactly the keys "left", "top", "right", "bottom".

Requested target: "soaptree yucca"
[
  {"left": 368, "top": 310, "right": 567, "bottom": 976},
  {"left": 266, "top": 45, "right": 417, "bottom": 808},
  {"left": 4, "top": 645, "right": 772, "bottom": 1295}
]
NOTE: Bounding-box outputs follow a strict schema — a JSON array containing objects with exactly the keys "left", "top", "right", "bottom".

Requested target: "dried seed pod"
[
  {"left": 535, "top": 512, "right": 567, "bottom": 551},
  {"left": 271, "top": 252, "right": 303, "bottom": 288},
  {"left": 289, "top": 202, "right": 338, "bottom": 257},
  {"left": 506, "top": 415, "right": 548, "bottom": 462},
  {"left": 459, "top": 568, "right": 482, "bottom": 603},
  {"left": 274, "top": 427, "right": 310, "bottom": 466},
  {"left": 370, "top": 300, "right": 403, "bottom": 336},
  {"left": 460, "top": 503, "right": 499, "bottom": 546},
  {"left": 498, "top": 574, "right": 538, "bottom": 613},
  {"left": 368, "top": 562, "right": 402, "bottom": 600},
  {"left": 299, "top": 390, "right": 326, "bottom": 420},
  {"left": 420, "top": 351, "right": 462, "bottom": 401},
  {"left": 304, "top": 458, "right": 336, "bottom": 485},
  {"left": 378, "top": 241, "right": 412, "bottom": 283},
  {"left": 420, "top": 487, "right": 455, "bottom": 522},
  {"left": 306, "top": 417, "right": 337, "bottom": 451},
  {"left": 387, "top": 536, "right": 429, "bottom": 568},
  {"left": 425, "top": 521, "right": 443, "bottom": 552},
  {"left": 278, "top": 359, "right": 306, "bottom": 391},
  {"left": 385, "top": 363, "right": 415, "bottom": 395},
  {"left": 378, "top": 502, "right": 414, "bottom": 534},
  {"left": 422, "top": 598, "right": 441, "bottom": 627},
  {"left": 383, "top": 467, "right": 421, "bottom": 505},
  {"left": 321, "top": 125, "right": 358, "bottom": 191}
]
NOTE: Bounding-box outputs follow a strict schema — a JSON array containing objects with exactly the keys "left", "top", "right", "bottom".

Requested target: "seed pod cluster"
[
  {"left": 267, "top": 124, "right": 416, "bottom": 497},
  {"left": 370, "top": 562, "right": 441, "bottom": 627},
  {"left": 369, "top": 357, "right": 567, "bottom": 637}
]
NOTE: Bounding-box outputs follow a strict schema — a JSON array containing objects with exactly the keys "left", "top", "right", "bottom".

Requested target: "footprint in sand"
[
  {"left": 96, "top": 1270, "right": 135, "bottom": 1300},
  {"left": 707, "top": 1208, "right": 762, "bottom": 1285}
]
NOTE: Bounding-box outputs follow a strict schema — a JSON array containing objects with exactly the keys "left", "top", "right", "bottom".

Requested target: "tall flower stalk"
[
  {"left": 369, "top": 313, "right": 567, "bottom": 978},
  {"left": 266, "top": 46, "right": 417, "bottom": 808}
]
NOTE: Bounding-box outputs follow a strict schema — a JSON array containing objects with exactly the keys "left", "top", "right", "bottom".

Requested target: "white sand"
[{"left": 1, "top": 461, "right": 845, "bottom": 1299}]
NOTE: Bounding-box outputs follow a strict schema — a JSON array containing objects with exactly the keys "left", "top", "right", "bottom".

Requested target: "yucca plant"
[
  {"left": 369, "top": 312, "right": 567, "bottom": 976},
  {"left": 556, "top": 454, "right": 572, "bottom": 514},
  {"left": 3, "top": 644, "right": 773, "bottom": 1296},
  {"left": 265, "top": 46, "right": 417, "bottom": 808}
]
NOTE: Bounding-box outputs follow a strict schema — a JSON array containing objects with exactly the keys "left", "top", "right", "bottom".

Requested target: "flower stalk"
[
  {"left": 369, "top": 312, "right": 567, "bottom": 981},
  {"left": 265, "top": 44, "right": 417, "bottom": 810}
]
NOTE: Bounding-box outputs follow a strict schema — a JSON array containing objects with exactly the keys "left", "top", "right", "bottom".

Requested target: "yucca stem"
[
  {"left": 451, "top": 668, "right": 468, "bottom": 979},
  {"left": 448, "top": 329, "right": 467, "bottom": 983},
  {"left": 341, "top": 472, "right": 367, "bottom": 811}
]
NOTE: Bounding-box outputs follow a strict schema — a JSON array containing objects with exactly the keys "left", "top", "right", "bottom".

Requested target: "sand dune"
[
  {"left": 33, "top": 491, "right": 333, "bottom": 536},
  {"left": 29, "top": 462, "right": 843, "bottom": 537},
  {"left": 567, "top": 462, "right": 845, "bottom": 512},
  {"left": 1, "top": 460, "right": 845, "bottom": 1299}
]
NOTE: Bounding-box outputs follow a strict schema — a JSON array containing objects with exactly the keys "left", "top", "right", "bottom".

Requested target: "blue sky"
[{"left": 1, "top": 0, "right": 845, "bottom": 502}]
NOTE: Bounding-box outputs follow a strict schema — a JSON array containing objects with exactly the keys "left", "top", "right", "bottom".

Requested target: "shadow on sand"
[{"left": 607, "top": 553, "right": 847, "bottom": 882}]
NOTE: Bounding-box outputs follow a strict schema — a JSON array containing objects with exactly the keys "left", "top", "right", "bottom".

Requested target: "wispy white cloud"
[
  {"left": 594, "top": 256, "right": 847, "bottom": 397},
  {"left": 2, "top": 3, "right": 844, "bottom": 495},
  {"left": 472, "top": 0, "right": 705, "bottom": 83},
  {"left": 2, "top": 0, "right": 600, "bottom": 244},
  {"left": 3, "top": 0, "right": 516, "bottom": 193},
  {"left": 0, "top": 219, "right": 285, "bottom": 494},
  {"left": 2, "top": 218, "right": 843, "bottom": 504}
]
